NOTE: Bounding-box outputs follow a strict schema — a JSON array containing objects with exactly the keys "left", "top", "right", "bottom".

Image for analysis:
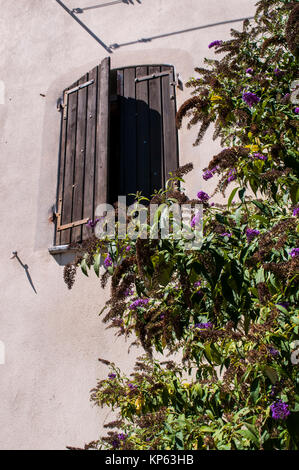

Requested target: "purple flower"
[
  {"left": 227, "top": 168, "right": 237, "bottom": 182},
  {"left": 220, "top": 232, "right": 232, "bottom": 237},
  {"left": 245, "top": 228, "right": 260, "bottom": 242},
  {"left": 208, "top": 40, "right": 222, "bottom": 49},
  {"left": 295, "top": 107, "right": 299, "bottom": 114},
  {"left": 126, "top": 245, "right": 131, "bottom": 252},
  {"left": 203, "top": 168, "right": 216, "bottom": 180},
  {"left": 246, "top": 68, "right": 254, "bottom": 74},
  {"left": 124, "top": 288, "right": 134, "bottom": 297},
  {"left": 104, "top": 254, "right": 112, "bottom": 268},
  {"left": 274, "top": 68, "right": 284, "bottom": 77},
  {"left": 194, "top": 281, "right": 202, "bottom": 287},
  {"left": 129, "top": 298, "right": 149, "bottom": 310},
  {"left": 112, "top": 439, "right": 119, "bottom": 448},
  {"left": 270, "top": 400, "right": 290, "bottom": 420},
  {"left": 160, "top": 314, "right": 165, "bottom": 320},
  {"left": 242, "top": 91, "right": 260, "bottom": 107},
  {"left": 197, "top": 191, "right": 210, "bottom": 202},
  {"left": 267, "top": 346, "right": 280, "bottom": 357},
  {"left": 118, "top": 433, "right": 127, "bottom": 441},
  {"left": 191, "top": 211, "right": 201, "bottom": 227},
  {"left": 108, "top": 373, "right": 116, "bottom": 379},
  {"left": 292, "top": 207, "right": 299, "bottom": 217},
  {"left": 282, "top": 93, "right": 290, "bottom": 103},
  {"left": 252, "top": 152, "right": 267, "bottom": 161},
  {"left": 290, "top": 248, "right": 299, "bottom": 258},
  {"left": 194, "top": 322, "right": 213, "bottom": 329},
  {"left": 86, "top": 218, "right": 100, "bottom": 228}
]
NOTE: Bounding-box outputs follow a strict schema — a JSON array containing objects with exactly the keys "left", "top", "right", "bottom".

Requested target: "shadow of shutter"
[
  {"left": 112, "top": 64, "right": 179, "bottom": 204},
  {"left": 55, "top": 57, "right": 110, "bottom": 246}
]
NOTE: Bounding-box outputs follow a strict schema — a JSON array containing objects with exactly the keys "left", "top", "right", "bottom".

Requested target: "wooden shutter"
[
  {"left": 110, "top": 64, "right": 179, "bottom": 203},
  {"left": 55, "top": 57, "right": 110, "bottom": 246}
]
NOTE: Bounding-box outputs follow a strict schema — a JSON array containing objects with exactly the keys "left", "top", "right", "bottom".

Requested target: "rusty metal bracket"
[
  {"left": 58, "top": 79, "right": 94, "bottom": 120},
  {"left": 135, "top": 70, "right": 172, "bottom": 83},
  {"left": 55, "top": 198, "right": 89, "bottom": 231}
]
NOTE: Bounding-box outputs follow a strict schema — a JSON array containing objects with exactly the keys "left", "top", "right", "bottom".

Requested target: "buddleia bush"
[{"left": 65, "top": 0, "right": 299, "bottom": 450}]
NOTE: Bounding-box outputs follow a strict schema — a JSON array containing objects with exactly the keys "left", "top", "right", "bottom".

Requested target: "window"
[{"left": 53, "top": 58, "right": 179, "bottom": 248}]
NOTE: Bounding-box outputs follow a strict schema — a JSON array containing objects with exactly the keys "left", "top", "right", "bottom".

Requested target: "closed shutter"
[
  {"left": 110, "top": 65, "right": 179, "bottom": 204},
  {"left": 55, "top": 57, "right": 110, "bottom": 246}
]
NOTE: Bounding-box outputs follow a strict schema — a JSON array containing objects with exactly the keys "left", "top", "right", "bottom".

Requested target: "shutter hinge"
[
  {"left": 135, "top": 70, "right": 172, "bottom": 83},
  {"left": 57, "top": 79, "right": 94, "bottom": 119},
  {"left": 55, "top": 199, "right": 89, "bottom": 231},
  {"left": 170, "top": 73, "right": 184, "bottom": 91}
]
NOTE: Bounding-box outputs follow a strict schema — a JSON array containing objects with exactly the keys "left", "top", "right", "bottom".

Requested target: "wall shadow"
[
  {"left": 73, "top": 0, "right": 142, "bottom": 13},
  {"left": 109, "top": 16, "right": 255, "bottom": 49},
  {"left": 55, "top": 0, "right": 113, "bottom": 53},
  {"left": 109, "top": 95, "right": 162, "bottom": 207},
  {"left": 55, "top": 0, "right": 253, "bottom": 54}
]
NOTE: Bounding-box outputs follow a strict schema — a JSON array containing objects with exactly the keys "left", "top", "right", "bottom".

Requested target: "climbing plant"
[{"left": 65, "top": 0, "right": 299, "bottom": 450}]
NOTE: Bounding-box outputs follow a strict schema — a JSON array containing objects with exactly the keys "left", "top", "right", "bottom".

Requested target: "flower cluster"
[
  {"left": 104, "top": 254, "right": 113, "bottom": 268},
  {"left": 252, "top": 152, "right": 267, "bottom": 161},
  {"left": 129, "top": 298, "right": 149, "bottom": 310},
  {"left": 194, "top": 322, "right": 213, "bottom": 329},
  {"left": 290, "top": 248, "right": 299, "bottom": 258},
  {"left": 208, "top": 40, "right": 222, "bottom": 49},
  {"left": 197, "top": 191, "right": 210, "bottom": 202},
  {"left": 267, "top": 346, "right": 280, "bottom": 357},
  {"left": 293, "top": 207, "right": 299, "bottom": 217},
  {"left": 86, "top": 218, "right": 100, "bottom": 229},
  {"left": 270, "top": 400, "right": 290, "bottom": 420},
  {"left": 202, "top": 168, "right": 217, "bottom": 180},
  {"left": 191, "top": 211, "right": 201, "bottom": 228},
  {"left": 227, "top": 168, "right": 237, "bottom": 182},
  {"left": 245, "top": 228, "right": 260, "bottom": 242},
  {"left": 242, "top": 91, "right": 260, "bottom": 107}
]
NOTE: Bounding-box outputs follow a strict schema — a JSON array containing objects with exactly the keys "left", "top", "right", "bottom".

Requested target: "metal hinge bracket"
[
  {"left": 57, "top": 79, "right": 94, "bottom": 119},
  {"left": 55, "top": 198, "right": 89, "bottom": 231},
  {"left": 135, "top": 70, "right": 172, "bottom": 83}
]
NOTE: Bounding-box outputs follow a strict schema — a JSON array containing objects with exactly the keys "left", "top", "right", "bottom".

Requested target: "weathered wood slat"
[
  {"left": 161, "top": 66, "right": 179, "bottom": 182},
  {"left": 82, "top": 66, "right": 98, "bottom": 241},
  {"left": 123, "top": 67, "right": 137, "bottom": 205},
  {"left": 94, "top": 57, "right": 110, "bottom": 217},
  {"left": 117, "top": 69, "right": 125, "bottom": 196},
  {"left": 136, "top": 66, "right": 150, "bottom": 198},
  {"left": 61, "top": 80, "right": 78, "bottom": 245},
  {"left": 72, "top": 73, "right": 88, "bottom": 242},
  {"left": 56, "top": 85, "right": 69, "bottom": 246},
  {"left": 148, "top": 65, "right": 164, "bottom": 192}
]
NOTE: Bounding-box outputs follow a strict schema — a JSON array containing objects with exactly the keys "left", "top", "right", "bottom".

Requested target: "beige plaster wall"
[{"left": 0, "top": 0, "right": 256, "bottom": 449}]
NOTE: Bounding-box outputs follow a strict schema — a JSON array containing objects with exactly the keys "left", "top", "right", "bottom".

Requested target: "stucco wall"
[{"left": 0, "top": 0, "right": 256, "bottom": 450}]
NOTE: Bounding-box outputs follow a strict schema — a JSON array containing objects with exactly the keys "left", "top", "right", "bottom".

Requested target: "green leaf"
[
  {"left": 93, "top": 253, "right": 101, "bottom": 277},
  {"left": 238, "top": 187, "right": 246, "bottom": 203},
  {"left": 264, "top": 366, "right": 278, "bottom": 385},
  {"left": 174, "top": 431, "right": 184, "bottom": 450},
  {"left": 81, "top": 259, "right": 89, "bottom": 277},
  {"left": 250, "top": 377, "right": 261, "bottom": 404},
  {"left": 227, "top": 187, "right": 239, "bottom": 208},
  {"left": 290, "top": 184, "right": 299, "bottom": 205}
]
